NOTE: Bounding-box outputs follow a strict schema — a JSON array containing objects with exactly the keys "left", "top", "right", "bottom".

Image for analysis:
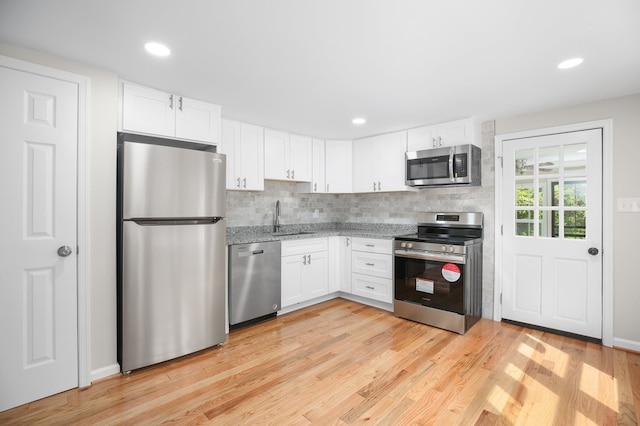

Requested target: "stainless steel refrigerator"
[{"left": 116, "top": 132, "right": 226, "bottom": 373}]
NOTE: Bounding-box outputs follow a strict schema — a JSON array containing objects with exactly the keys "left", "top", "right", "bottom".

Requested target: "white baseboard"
[
  {"left": 613, "top": 337, "right": 640, "bottom": 353},
  {"left": 90, "top": 363, "right": 121, "bottom": 382}
]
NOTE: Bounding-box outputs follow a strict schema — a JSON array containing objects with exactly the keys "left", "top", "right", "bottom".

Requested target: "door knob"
[
  {"left": 57, "top": 246, "right": 73, "bottom": 257},
  {"left": 587, "top": 247, "right": 599, "bottom": 256}
]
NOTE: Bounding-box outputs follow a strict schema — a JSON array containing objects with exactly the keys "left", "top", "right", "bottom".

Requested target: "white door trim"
[
  {"left": 494, "top": 119, "right": 613, "bottom": 347},
  {"left": 0, "top": 55, "right": 91, "bottom": 386}
]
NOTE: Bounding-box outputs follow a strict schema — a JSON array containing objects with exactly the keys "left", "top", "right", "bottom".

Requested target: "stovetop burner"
[{"left": 395, "top": 212, "right": 484, "bottom": 246}]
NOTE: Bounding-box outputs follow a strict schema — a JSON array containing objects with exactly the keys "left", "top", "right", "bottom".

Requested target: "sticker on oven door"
[
  {"left": 442, "top": 263, "right": 461, "bottom": 282},
  {"left": 416, "top": 278, "right": 434, "bottom": 294}
]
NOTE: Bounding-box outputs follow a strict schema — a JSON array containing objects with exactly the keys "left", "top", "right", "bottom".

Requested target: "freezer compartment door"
[
  {"left": 122, "top": 141, "right": 225, "bottom": 218},
  {"left": 121, "top": 220, "right": 226, "bottom": 372}
]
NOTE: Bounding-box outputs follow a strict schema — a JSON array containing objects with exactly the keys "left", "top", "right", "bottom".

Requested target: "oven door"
[{"left": 394, "top": 250, "right": 466, "bottom": 314}]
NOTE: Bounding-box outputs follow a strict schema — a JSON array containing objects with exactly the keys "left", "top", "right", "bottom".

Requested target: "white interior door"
[
  {"left": 501, "top": 129, "right": 603, "bottom": 339},
  {"left": 0, "top": 65, "right": 79, "bottom": 411}
]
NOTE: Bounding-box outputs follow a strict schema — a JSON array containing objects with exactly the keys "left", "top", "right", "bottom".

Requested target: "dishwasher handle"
[{"left": 238, "top": 249, "right": 265, "bottom": 257}]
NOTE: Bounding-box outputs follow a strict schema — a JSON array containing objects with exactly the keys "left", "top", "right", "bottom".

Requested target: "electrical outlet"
[{"left": 617, "top": 197, "right": 640, "bottom": 212}]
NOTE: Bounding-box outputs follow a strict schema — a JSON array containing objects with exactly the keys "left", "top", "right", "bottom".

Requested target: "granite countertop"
[{"left": 226, "top": 222, "right": 416, "bottom": 245}]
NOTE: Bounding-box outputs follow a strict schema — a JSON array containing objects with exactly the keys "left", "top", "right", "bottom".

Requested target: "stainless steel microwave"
[{"left": 405, "top": 144, "right": 481, "bottom": 187}]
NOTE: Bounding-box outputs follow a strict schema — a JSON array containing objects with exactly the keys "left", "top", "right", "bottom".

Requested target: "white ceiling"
[{"left": 1, "top": 0, "right": 639, "bottom": 140}]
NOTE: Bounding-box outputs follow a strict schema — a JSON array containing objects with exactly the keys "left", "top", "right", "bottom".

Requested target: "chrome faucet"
[{"left": 274, "top": 200, "right": 281, "bottom": 232}]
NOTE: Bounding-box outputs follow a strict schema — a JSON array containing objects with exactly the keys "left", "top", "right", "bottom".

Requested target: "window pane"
[
  {"left": 539, "top": 177, "right": 554, "bottom": 207},
  {"left": 516, "top": 180, "right": 535, "bottom": 206},
  {"left": 564, "top": 210, "right": 586, "bottom": 239},
  {"left": 515, "top": 210, "right": 534, "bottom": 237},
  {"left": 539, "top": 146, "right": 560, "bottom": 175},
  {"left": 540, "top": 210, "right": 557, "bottom": 238},
  {"left": 564, "top": 143, "right": 587, "bottom": 176},
  {"left": 564, "top": 179, "right": 586, "bottom": 207},
  {"left": 515, "top": 149, "right": 534, "bottom": 176}
]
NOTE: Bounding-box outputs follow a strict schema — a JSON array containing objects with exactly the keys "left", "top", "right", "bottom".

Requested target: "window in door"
[{"left": 514, "top": 142, "right": 587, "bottom": 239}]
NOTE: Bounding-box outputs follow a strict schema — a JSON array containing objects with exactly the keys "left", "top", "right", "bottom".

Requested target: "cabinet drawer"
[
  {"left": 281, "top": 237, "right": 328, "bottom": 256},
  {"left": 351, "top": 251, "right": 392, "bottom": 279},
  {"left": 352, "top": 273, "right": 392, "bottom": 303},
  {"left": 351, "top": 237, "right": 392, "bottom": 255}
]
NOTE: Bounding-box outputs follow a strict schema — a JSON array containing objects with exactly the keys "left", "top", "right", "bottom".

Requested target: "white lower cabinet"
[
  {"left": 351, "top": 237, "right": 393, "bottom": 303},
  {"left": 281, "top": 238, "right": 329, "bottom": 308},
  {"left": 328, "top": 236, "right": 352, "bottom": 293},
  {"left": 352, "top": 274, "right": 392, "bottom": 303}
]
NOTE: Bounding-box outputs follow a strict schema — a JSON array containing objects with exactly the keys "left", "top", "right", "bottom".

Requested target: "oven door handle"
[{"left": 395, "top": 249, "right": 466, "bottom": 264}]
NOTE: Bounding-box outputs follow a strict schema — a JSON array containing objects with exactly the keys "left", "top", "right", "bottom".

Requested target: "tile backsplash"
[{"left": 226, "top": 121, "right": 496, "bottom": 318}]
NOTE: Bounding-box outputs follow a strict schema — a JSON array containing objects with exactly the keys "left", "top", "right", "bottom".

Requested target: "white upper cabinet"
[
  {"left": 121, "top": 82, "right": 221, "bottom": 145},
  {"left": 311, "top": 138, "right": 326, "bottom": 193},
  {"left": 289, "top": 134, "right": 313, "bottom": 182},
  {"left": 325, "top": 139, "right": 353, "bottom": 193},
  {"left": 221, "top": 119, "right": 264, "bottom": 191},
  {"left": 407, "top": 118, "right": 477, "bottom": 151},
  {"left": 264, "top": 129, "right": 312, "bottom": 181},
  {"left": 353, "top": 131, "right": 409, "bottom": 193}
]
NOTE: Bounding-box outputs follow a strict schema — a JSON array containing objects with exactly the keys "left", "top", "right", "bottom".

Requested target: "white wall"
[
  {"left": 0, "top": 44, "right": 119, "bottom": 377},
  {"left": 495, "top": 93, "right": 640, "bottom": 348}
]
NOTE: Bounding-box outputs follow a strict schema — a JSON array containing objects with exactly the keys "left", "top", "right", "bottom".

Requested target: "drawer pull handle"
[
  {"left": 365, "top": 244, "right": 375, "bottom": 247},
  {"left": 365, "top": 285, "right": 375, "bottom": 290},
  {"left": 365, "top": 262, "right": 375, "bottom": 266}
]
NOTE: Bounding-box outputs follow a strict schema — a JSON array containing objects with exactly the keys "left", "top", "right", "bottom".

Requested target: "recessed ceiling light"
[
  {"left": 145, "top": 42, "right": 171, "bottom": 57},
  {"left": 352, "top": 117, "right": 366, "bottom": 125},
  {"left": 557, "top": 57, "right": 583, "bottom": 69}
]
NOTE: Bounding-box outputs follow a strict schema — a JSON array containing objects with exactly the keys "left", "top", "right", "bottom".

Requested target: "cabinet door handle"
[
  {"left": 237, "top": 177, "right": 241, "bottom": 188},
  {"left": 178, "top": 96, "right": 183, "bottom": 111},
  {"left": 169, "top": 94, "right": 174, "bottom": 109},
  {"left": 243, "top": 177, "right": 247, "bottom": 188},
  {"left": 314, "top": 182, "right": 317, "bottom": 192},
  {"left": 373, "top": 181, "right": 376, "bottom": 191},
  {"left": 346, "top": 237, "right": 350, "bottom": 247},
  {"left": 438, "top": 136, "right": 442, "bottom": 147},
  {"left": 307, "top": 254, "right": 311, "bottom": 265},
  {"left": 287, "top": 169, "right": 291, "bottom": 179},
  {"left": 303, "top": 255, "right": 307, "bottom": 265},
  {"left": 432, "top": 136, "right": 436, "bottom": 148},
  {"left": 291, "top": 169, "right": 295, "bottom": 179},
  {"left": 377, "top": 181, "right": 381, "bottom": 191}
]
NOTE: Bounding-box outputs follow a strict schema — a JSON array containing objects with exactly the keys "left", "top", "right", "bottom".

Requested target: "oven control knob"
[
  {"left": 448, "top": 246, "right": 455, "bottom": 253},
  {"left": 441, "top": 245, "right": 447, "bottom": 252},
  {"left": 406, "top": 243, "right": 413, "bottom": 249},
  {"left": 400, "top": 242, "right": 407, "bottom": 248}
]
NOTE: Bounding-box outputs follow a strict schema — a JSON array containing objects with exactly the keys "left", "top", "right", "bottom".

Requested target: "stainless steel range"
[{"left": 394, "top": 212, "right": 483, "bottom": 334}]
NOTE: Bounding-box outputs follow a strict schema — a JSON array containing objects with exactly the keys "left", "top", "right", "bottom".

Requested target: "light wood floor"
[{"left": 1, "top": 298, "right": 639, "bottom": 425}]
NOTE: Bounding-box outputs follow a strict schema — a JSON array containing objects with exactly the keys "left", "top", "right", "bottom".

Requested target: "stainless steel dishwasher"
[{"left": 229, "top": 241, "right": 281, "bottom": 328}]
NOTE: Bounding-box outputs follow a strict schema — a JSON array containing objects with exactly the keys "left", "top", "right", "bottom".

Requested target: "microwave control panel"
[{"left": 453, "top": 154, "right": 468, "bottom": 177}]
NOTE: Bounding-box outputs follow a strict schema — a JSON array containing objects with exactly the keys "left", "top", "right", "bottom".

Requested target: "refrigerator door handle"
[{"left": 129, "top": 217, "right": 223, "bottom": 226}]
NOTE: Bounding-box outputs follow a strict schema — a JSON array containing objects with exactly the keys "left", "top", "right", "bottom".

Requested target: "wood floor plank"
[{"left": 0, "top": 299, "right": 638, "bottom": 425}]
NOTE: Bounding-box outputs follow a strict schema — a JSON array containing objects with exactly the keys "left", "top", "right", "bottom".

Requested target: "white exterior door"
[
  {"left": 501, "top": 129, "right": 603, "bottom": 338},
  {"left": 0, "top": 65, "right": 79, "bottom": 410}
]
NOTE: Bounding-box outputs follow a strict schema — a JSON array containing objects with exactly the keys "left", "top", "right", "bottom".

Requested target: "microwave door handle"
[{"left": 449, "top": 147, "right": 455, "bottom": 181}]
